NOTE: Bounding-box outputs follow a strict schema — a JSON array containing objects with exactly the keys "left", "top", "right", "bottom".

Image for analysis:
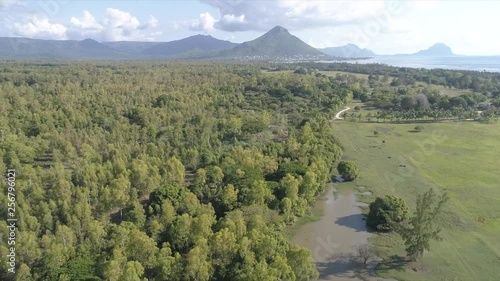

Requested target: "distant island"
[
  {"left": 412, "top": 43, "right": 455, "bottom": 56},
  {"left": 319, "top": 44, "right": 376, "bottom": 58}
]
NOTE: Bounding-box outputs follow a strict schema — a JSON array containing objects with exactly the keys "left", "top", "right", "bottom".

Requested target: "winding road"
[{"left": 334, "top": 107, "right": 351, "bottom": 120}]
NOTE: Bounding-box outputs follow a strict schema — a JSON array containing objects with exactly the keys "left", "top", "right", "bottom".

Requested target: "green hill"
[
  {"left": 0, "top": 37, "right": 126, "bottom": 60},
  {"left": 219, "top": 26, "right": 328, "bottom": 59}
]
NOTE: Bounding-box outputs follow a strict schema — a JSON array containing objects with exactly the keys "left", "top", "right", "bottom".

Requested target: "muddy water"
[{"left": 292, "top": 186, "right": 376, "bottom": 281}]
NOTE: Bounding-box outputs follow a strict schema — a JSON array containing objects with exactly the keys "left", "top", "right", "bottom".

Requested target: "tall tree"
[{"left": 399, "top": 188, "right": 449, "bottom": 261}]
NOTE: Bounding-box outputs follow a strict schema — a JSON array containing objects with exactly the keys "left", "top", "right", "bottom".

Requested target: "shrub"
[
  {"left": 337, "top": 160, "right": 360, "bottom": 181},
  {"left": 414, "top": 125, "right": 424, "bottom": 132},
  {"left": 367, "top": 195, "right": 410, "bottom": 231}
]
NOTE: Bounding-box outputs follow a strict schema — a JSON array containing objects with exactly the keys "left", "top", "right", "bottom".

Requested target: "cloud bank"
[
  {"left": 7, "top": 6, "right": 160, "bottom": 41},
  {"left": 196, "top": 0, "right": 387, "bottom": 32}
]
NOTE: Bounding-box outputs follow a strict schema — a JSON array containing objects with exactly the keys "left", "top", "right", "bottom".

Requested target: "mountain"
[
  {"left": 0, "top": 37, "right": 126, "bottom": 60},
  {"left": 142, "top": 35, "right": 237, "bottom": 57},
  {"left": 413, "top": 43, "right": 455, "bottom": 56},
  {"left": 102, "top": 41, "right": 161, "bottom": 54},
  {"left": 218, "top": 26, "right": 328, "bottom": 59},
  {"left": 319, "top": 44, "right": 376, "bottom": 58},
  {"left": 0, "top": 28, "right": 328, "bottom": 61}
]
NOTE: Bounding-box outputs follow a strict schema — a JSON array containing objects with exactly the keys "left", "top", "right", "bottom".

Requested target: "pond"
[{"left": 292, "top": 186, "right": 390, "bottom": 281}]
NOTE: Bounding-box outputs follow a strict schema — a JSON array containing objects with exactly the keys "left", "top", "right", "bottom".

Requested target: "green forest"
[
  {"left": 1, "top": 61, "right": 499, "bottom": 281},
  {"left": 0, "top": 62, "right": 356, "bottom": 281}
]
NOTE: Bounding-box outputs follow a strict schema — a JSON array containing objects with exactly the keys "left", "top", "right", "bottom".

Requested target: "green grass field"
[
  {"left": 332, "top": 119, "right": 500, "bottom": 281},
  {"left": 318, "top": 70, "right": 370, "bottom": 79},
  {"left": 415, "top": 82, "right": 475, "bottom": 97}
]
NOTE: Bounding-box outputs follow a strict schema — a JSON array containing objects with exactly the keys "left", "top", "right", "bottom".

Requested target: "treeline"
[
  {"left": 272, "top": 62, "right": 500, "bottom": 95},
  {"left": 366, "top": 86, "right": 492, "bottom": 111},
  {"left": 345, "top": 107, "right": 499, "bottom": 123},
  {"left": 0, "top": 62, "right": 351, "bottom": 280}
]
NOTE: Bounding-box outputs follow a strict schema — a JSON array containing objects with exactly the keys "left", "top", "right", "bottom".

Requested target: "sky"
[{"left": 0, "top": 0, "right": 499, "bottom": 56}]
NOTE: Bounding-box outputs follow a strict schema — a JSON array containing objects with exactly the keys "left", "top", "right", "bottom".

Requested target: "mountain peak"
[
  {"left": 415, "top": 43, "right": 454, "bottom": 56},
  {"left": 220, "top": 25, "right": 326, "bottom": 59},
  {"left": 81, "top": 38, "right": 98, "bottom": 43},
  {"left": 268, "top": 25, "right": 289, "bottom": 34}
]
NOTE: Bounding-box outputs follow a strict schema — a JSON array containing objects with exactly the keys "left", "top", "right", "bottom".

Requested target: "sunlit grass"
[{"left": 332, "top": 120, "right": 500, "bottom": 280}]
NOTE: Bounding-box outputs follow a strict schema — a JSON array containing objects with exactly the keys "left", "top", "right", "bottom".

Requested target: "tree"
[
  {"left": 108, "top": 175, "right": 131, "bottom": 221},
  {"left": 185, "top": 239, "right": 212, "bottom": 281},
  {"left": 367, "top": 195, "right": 410, "bottom": 231},
  {"left": 337, "top": 161, "right": 360, "bottom": 181},
  {"left": 399, "top": 189, "right": 449, "bottom": 261},
  {"left": 354, "top": 244, "right": 375, "bottom": 268},
  {"left": 119, "top": 261, "right": 145, "bottom": 281},
  {"left": 400, "top": 95, "right": 416, "bottom": 110},
  {"left": 63, "top": 257, "right": 99, "bottom": 281},
  {"left": 15, "top": 263, "right": 33, "bottom": 281},
  {"left": 414, "top": 94, "right": 430, "bottom": 109},
  {"left": 300, "top": 171, "right": 320, "bottom": 204},
  {"left": 210, "top": 228, "right": 238, "bottom": 279},
  {"left": 166, "top": 157, "right": 185, "bottom": 185},
  {"left": 286, "top": 245, "right": 319, "bottom": 281},
  {"left": 217, "top": 184, "right": 239, "bottom": 212}
]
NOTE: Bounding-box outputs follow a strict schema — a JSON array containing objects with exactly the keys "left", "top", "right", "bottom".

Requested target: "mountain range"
[
  {"left": 0, "top": 37, "right": 127, "bottom": 60},
  {"left": 0, "top": 26, "right": 456, "bottom": 61},
  {"left": 319, "top": 44, "right": 376, "bottom": 58}
]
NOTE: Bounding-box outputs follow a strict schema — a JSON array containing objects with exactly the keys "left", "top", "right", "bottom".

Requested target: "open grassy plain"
[{"left": 332, "top": 119, "right": 500, "bottom": 280}]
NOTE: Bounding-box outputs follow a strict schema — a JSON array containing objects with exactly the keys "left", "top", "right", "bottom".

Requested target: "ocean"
[{"left": 328, "top": 56, "right": 500, "bottom": 73}]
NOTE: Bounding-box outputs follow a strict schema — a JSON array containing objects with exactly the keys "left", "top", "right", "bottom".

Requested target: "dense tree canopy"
[
  {"left": 0, "top": 61, "right": 352, "bottom": 280},
  {"left": 367, "top": 195, "right": 410, "bottom": 231},
  {"left": 337, "top": 160, "right": 360, "bottom": 181}
]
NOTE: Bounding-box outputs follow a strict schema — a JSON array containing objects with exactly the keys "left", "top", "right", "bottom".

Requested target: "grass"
[
  {"left": 415, "top": 82, "right": 475, "bottom": 97},
  {"left": 331, "top": 119, "right": 500, "bottom": 281},
  {"left": 318, "top": 70, "right": 370, "bottom": 79}
]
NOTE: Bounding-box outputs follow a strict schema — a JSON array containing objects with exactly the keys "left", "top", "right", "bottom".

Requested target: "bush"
[
  {"left": 373, "top": 130, "right": 379, "bottom": 136},
  {"left": 414, "top": 125, "right": 424, "bottom": 132},
  {"left": 337, "top": 160, "right": 360, "bottom": 181},
  {"left": 367, "top": 195, "right": 410, "bottom": 231},
  {"left": 359, "top": 93, "right": 370, "bottom": 103}
]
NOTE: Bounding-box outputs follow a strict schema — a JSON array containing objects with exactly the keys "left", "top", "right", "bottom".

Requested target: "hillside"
[
  {"left": 0, "top": 28, "right": 331, "bottom": 61},
  {"left": 0, "top": 37, "right": 126, "bottom": 60},
  {"left": 102, "top": 41, "right": 161, "bottom": 54},
  {"left": 142, "top": 35, "right": 237, "bottom": 57},
  {"left": 219, "top": 26, "right": 328, "bottom": 59},
  {"left": 319, "top": 44, "right": 376, "bottom": 58}
]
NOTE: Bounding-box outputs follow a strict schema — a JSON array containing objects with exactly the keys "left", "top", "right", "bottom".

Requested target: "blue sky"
[{"left": 1, "top": 0, "right": 499, "bottom": 55}]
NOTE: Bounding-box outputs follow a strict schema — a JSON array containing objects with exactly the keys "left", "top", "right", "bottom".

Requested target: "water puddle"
[{"left": 292, "top": 186, "right": 392, "bottom": 281}]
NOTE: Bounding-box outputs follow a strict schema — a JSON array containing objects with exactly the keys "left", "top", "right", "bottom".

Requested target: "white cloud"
[
  {"left": 190, "top": 12, "right": 216, "bottom": 32},
  {"left": 2, "top": 6, "right": 161, "bottom": 41},
  {"left": 68, "top": 8, "right": 161, "bottom": 41},
  {"left": 200, "top": 0, "right": 389, "bottom": 31},
  {"left": 70, "top": 10, "right": 102, "bottom": 30},
  {"left": 104, "top": 8, "right": 140, "bottom": 29},
  {"left": 385, "top": 18, "right": 417, "bottom": 34},
  {"left": 146, "top": 16, "right": 159, "bottom": 29},
  {"left": 13, "top": 16, "right": 67, "bottom": 39}
]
